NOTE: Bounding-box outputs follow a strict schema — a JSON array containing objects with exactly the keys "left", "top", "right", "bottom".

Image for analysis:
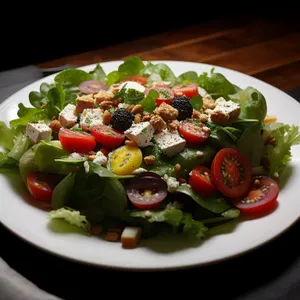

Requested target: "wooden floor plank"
[
  {"left": 254, "top": 61, "right": 300, "bottom": 91},
  {"left": 204, "top": 33, "right": 300, "bottom": 75},
  {"left": 134, "top": 20, "right": 300, "bottom": 62}
]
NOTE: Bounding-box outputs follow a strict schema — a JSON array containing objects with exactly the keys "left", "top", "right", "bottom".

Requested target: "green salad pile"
[{"left": 1, "top": 56, "right": 299, "bottom": 247}]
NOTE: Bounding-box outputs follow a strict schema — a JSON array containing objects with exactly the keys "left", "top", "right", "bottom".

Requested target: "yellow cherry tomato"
[{"left": 108, "top": 145, "right": 142, "bottom": 175}]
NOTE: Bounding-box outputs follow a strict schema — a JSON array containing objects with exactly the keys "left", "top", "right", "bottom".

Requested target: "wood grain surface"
[{"left": 37, "top": 18, "right": 300, "bottom": 92}]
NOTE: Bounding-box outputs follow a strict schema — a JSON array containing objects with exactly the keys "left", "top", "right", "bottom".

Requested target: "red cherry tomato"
[
  {"left": 210, "top": 148, "right": 252, "bottom": 199},
  {"left": 91, "top": 125, "right": 125, "bottom": 149},
  {"left": 232, "top": 176, "right": 279, "bottom": 214},
  {"left": 178, "top": 120, "right": 211, "bottom": 144},
  {"left": 58, "top": 128, "right": 96, "bottom": 153},
  {"left": 189, "top": 165, "right": 217, "bottom": 197},
  {"left": 172, "top": 83, "right": 199, "bottom": 98},
  {"left": 27, "top": 172, "right": 60, "bottom": 202},
  {"left": 144, "top": 84, "right": 174, "bottom": 106},
  {"left": 120, "top": 75, "right": 148, "bottom": 85},
  {"left": 79, "top": 80, "right": 108, "bottom": 94}
]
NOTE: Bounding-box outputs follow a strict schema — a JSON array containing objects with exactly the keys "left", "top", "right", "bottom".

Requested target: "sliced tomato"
[
  {"left": 144, "top": 84, "right": 174, "bottom": 106},
  {"left": 233, "top": 176, "right": 279, "bottom": 214},
  {"left": 79, "top": 80, "right": 108, "bottom": 94},
  {"left": 91, "top": 125, "right": 125, "bottom": 149},
  {"left": 211, "top": 148, "right": 252, "bottom": 199},
  {"left": 27, "top": 172, "right": 60, "bottom": 202},
  {"left": 172, "top": 83, "right": 199, "bottom": 98},
  {"left": 120, "top": 75, "right": 148, "bottom": 85},
  {"left": 189, "top": 165, "right": 217, "bottom": 197},
  {"left": 58, "top": 128, "right": 96, "bottom": 153},
  {"left": 178, "top": 120, "right": 211, "bottom": 144}
]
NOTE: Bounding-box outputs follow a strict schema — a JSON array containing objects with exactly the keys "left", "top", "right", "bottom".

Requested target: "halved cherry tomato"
[
  {"left": 144, "top": 84, "right": 174, "bottom": 106},
  {"left": 172, "top": 83, "right": 199, "bottom": 98},
  {"left": 58, "top": 128, "right": 96, "bottom": 153},
  {"left": 211, "top": 148, "right": 252, "bottom": 199},
  {"left": 27, "top": 172, "right": 60, "bottom": 202},
  {"left": 79, "top": 80, "right": 108, "bottom": 94},
  {"left": 120, "top": 75, "right": 148, "bottom": 85},
  {"left": 189, "top": 165, "right": 217, "bottom": 197},
  {"left": 232, "top": 176, "right": 279, "bottom": 214},
  {"left": 91, "top": 124, "right": 125, "bottom": 149},
  {"left": 178, "top": 120, "right": 211, "bottom": 144}
]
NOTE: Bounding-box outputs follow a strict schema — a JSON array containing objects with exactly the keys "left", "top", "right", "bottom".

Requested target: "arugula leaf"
[
  {"left": 198, "top": 69, "right": 236, "bottom": 99},
  {"left": 0, "top": 121, "right": 14, "bottom": 150},
  {"left": 176, "top": 71, "right": 198, "bottom": 84},
  {"left": 189, "top": 94, "right": 203, "bottom": 110},
  {"left": 89, "top": 63, "right": 107, "bottom": 82},
  {"left": 139, "top": 90, "right": 158, "bottom": 113},
  {"left": 143, "top": 62, "right": 176, "bottom": 84},
  {"left": 264, "top": 122, "right": 300, "bottom": 177},
  {"left": 54, "top": 69, "right": 92, "bottom": 86},
  {"left": 237, "top": 123, "right": 264, "bottom": 166},
  {"left": 229, "top": 87, "right": 267, "bottom": 124},
  {"left": 52, "top": 172, "right": 76, "bottom": 210},
  {"left": 177, "top": 184, "right": 231, "bottom": 213},
  {"left": 10, "top": 104, "right": 48, "bottom": 128}
]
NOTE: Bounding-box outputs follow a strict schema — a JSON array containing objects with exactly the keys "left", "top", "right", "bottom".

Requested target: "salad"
[{"left": 1, "top": 56, "right": 300, "bottom": 249}]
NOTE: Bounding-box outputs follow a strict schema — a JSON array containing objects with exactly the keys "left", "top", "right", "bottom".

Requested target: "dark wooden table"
[{"left": 37, "top": 17, "right": 300, "bottom": 93}]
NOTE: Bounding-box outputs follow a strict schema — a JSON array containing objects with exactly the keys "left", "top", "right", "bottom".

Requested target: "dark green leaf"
[
  {"left": 47, "top": 85, "right": 65, "bottom": 112},
  {"left": 29, "top": 91, "right": 44, "bottom": 108},
  {"left": 190, "top": 94, "right": 203, "bottom": 110},
  {"left": 40, "top": 82, "right": 55, "bottom": 96},
  {"left": 177, "top": 184, "right": 231, "bottom": 213},
  {"left": 52, "top": 173, "right": 76, "bottom": 209},
  {"left": 89, "top": 162, "right": 134, "bottom": 179},
  {"left": 139, "top": 90, "right": 159, "bottom": 114},
  {"left": 118, "top": 56, "right": 145, "bottom": 77}
]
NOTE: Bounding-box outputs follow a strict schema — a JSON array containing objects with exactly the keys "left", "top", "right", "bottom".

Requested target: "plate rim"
[{"left": 1, "top": 59, "right": 300, "bottom": 271}]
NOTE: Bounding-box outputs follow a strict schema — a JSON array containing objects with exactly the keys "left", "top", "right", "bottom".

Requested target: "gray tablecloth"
[{"left": 1, "top": 65, "right": 300, "bottom": 300}]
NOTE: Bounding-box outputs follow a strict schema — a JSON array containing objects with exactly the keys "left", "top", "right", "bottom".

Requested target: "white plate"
[{"left": 1, "top": 61, "right": 300, "bottom": 270}]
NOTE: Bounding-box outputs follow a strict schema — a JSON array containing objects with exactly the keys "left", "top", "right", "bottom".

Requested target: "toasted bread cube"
[
  {"left": 75, "top": 94, "right": 95, "bottom": 113},
  {"left": 121, "top": 226, "right": 142, "bottom": 249},
  {"left": 94, "top": 90, "right": 114, "bottom": 105},
  {"left": 105, "top": 231, "right": 120, "bottom": 242}
]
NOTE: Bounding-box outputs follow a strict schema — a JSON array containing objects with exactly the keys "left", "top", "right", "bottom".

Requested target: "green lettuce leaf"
[
  {"left": 54, "top": 69, "right": 92, "bottom": 86},
  {"left": 0, "top": 152, "right": 17, "bottom": 168},
  {"left": 7, "top": 133, "right": 31, "bottom": 161},
  {"left": 264, "top": 122, "right": 300, "bottom": 177},
  {"left": 89, "top": 63, "right": 107, "bottom": 82},
  {"left": 180, "top": 213, "right": 208, "bottom": 239},
  {"left": 49, "top": 207, "right": 91, "bottom": 232},
  {"left": 176, "top": 71, "right": 198, "bottom": 84},
  {"left": 198, "top": 69, "right": 236, "bottom": 99},
  {"left": 229, "top": 87, "right": 267, "bottom": 124},
  {"left": 0, "top": 121, "right": 14, "bottom": 150},
  {"left": 143, "top": 62, "right": 176, "bottom": 84}
]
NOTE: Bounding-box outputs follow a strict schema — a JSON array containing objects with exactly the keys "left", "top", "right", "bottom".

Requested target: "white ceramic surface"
[{"left": 1, "top": 61, "right": 300, "bottom": 270}]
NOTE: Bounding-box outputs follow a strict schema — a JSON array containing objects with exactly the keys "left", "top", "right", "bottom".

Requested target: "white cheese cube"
[
  {"left": 154, "top": 129, "right": 186, "bottom": 157},
  {"left": 80, "top": 108, "right": 103, "bottom": 131},
  {"left": 26, "top": 123, "right": 52, "bottom": 144},
  {"left": 118, "top": 81, "right": 145, "bottom": 93},
  {"left": 124, "top": 121, "right": 154, "bottom": 148},
  {"left": 214, "top": 97, "right": 240, "bottom": 114},
  {"left": 59, "top": 104, "right": 77, "bottom": 128}
]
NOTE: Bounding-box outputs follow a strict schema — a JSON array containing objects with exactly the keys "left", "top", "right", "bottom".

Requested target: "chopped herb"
[
  {"left": 160, "top": 89, "right": 170, "bottom": 99},
  {"left": 85, "top": 118, "right": 92, "bottom": 125},
  {"left": 71, "top": 128, "right": 83, "bottom": 132},
  {"left": 141, "top": 127, "right": 147, "bottom": 134}
]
